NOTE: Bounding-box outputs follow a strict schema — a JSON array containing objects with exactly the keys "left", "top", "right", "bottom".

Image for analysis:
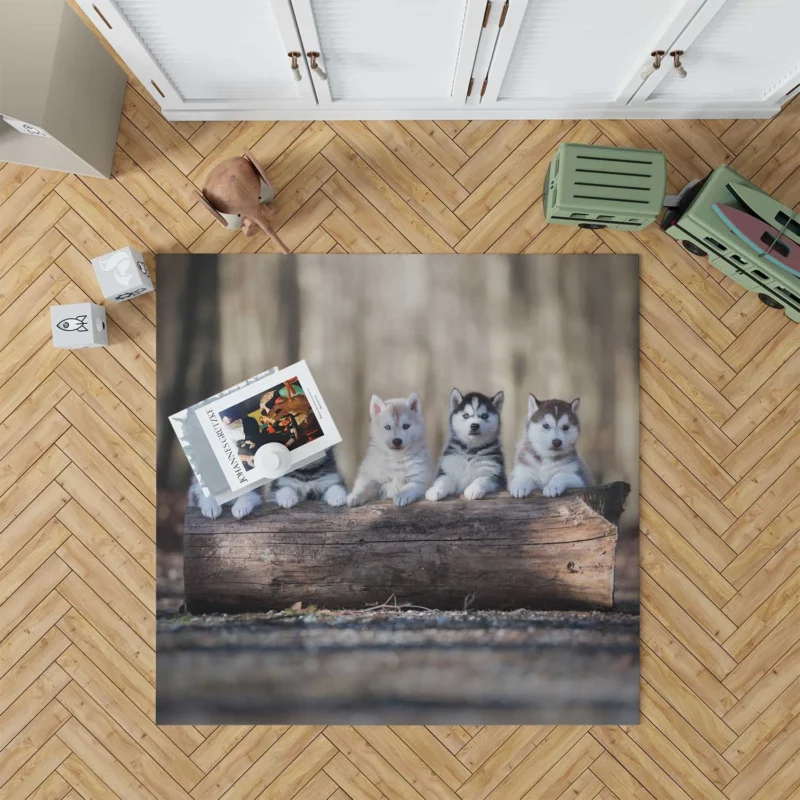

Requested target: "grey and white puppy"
[
  {"left": 189, "top": 450, "right": 346, "bottom": 519},
  {"left": 509, "top": 395, "right": 593, "bottom": 498},
  {"left": 347, "top": 393, "right": 432, "bottom": 508},
  {"left": 266, "top": 448, "right": 347, "bottom": 509},
  {"left": 189, "top": 481, "right": 261, "bottom": 520},
  {"left": 426, "top": 389, "right": 505, "bottom": 501}
]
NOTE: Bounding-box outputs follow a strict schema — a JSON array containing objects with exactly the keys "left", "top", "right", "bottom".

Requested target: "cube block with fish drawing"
[
  {"left": 50, "top": 302, "right": 107, "bottom": 349},
  {"left": 91, "top": 245, "right": 154, "bottom": 302}
]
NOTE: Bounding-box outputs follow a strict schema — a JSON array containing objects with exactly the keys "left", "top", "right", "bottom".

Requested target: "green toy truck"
[
  {"left": 544, "top": 143, "right": 800, "bottom": 322},
  {"left": 660, "top": 165, "right": 800, "bottom": 322}
]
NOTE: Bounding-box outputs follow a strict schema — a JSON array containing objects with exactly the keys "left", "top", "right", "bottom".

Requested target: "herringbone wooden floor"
[{"left": 2, "top": 66, "right": 800, "bottom": 797}]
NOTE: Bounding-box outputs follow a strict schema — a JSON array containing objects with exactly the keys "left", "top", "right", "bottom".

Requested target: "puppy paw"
[
  {"left": 509, "top": 478, "right": 535, "bottom": 499},
  {"left": 464, "top": 482, "right": 487, "bottom": 500},
  {"left": 425, "top": 485, "right": 447, "bottom": 502},
  {"left": 324, "top": 484, "right": 347, "bottom": 507},
  {"left": 346, "top": 492, "right": 364, "bottom": 507},
  {"left": 543, "top": 479, "right": 567, "bottom": 498},
  {"left": 394, "top": 489, "right": 417, "bottom": 507},
  {"left": 274, "top": 487, "right": 300, "bottom": 509},
  {"left": 198, "top": 495, "right": 222, "bottom": 520},
  {"left": 231, "top": 492, "right": 261, "bottom": 519}
]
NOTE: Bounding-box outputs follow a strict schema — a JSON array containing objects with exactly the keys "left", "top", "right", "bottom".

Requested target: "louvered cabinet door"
[
  {"left": 633, "top": 0, "right": 800, "bottom": 110},
  {"left": 76, "top": 0, "right": 316, "bottom": 114},
  {"left": 479, "top": 0, "right": 706, "bottom": 111},
  {"left": 289, "top": 0, "right": 487, "bottom": 108}
]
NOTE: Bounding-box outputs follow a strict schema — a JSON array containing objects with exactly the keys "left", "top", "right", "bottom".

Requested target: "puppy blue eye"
[
  {"left": 562, "top": 424, "right": 569, "bottom": 431},
  {"left": 384, "top": 424, "right": 391, "bottom": 430},
  {"left": 480, "top": 413, "right": 489, "bottom": 420},
  {"left": 402, "top": 423, "right": 410, "bottom": 430},
  {"left": 462, "top": 413, "right": 469, "bottom": 419},
  {"left": 543, "top": 423, "right": 550, "bottom": 430}
]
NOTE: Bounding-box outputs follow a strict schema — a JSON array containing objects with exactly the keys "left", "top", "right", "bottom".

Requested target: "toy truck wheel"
[
  {"left": 758, "top": 293, "right": 784, "bottom": 310},
  {"left": 681, "top": 240, "right": 707, "bottom": 257},
  {"left": 578, "top": 223, "right": 606, "bottom": 230}
]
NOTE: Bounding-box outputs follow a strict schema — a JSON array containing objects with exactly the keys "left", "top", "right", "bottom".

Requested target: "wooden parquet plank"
[
  {"left": 257, "top": 734, "right": 337, "bottom": 799},
  {"left": 0, "top": 591, "right": 69, "bottom": 681},
  {"left": 57, "top": 753, "right": 121, "bottom": 799},
  {"left": 0, "top": 733, "right": 71, "bottom": 800},
  {"left": 0, "top": 556, "right": 71, "bottom": 642},
  {"left": 640, "top": 500, "right": 736, "bottom": 608},
  {"left": 56, "top": 607, "right": 154, "bottom": 717},
  {"left": 640, "top": 639, "right": 737, "bottom": 749},
  {"left": 121, "top": 85, "right": 202, "bottom": 176},
  {"left": 2, "top": 65, "right": 800, "bottom": 800},
  {"left": 0, "top": 192, "right": 69, "bottom": 279},
  {"left": 324, "top": 131, "right": 456, "bottom": 251},
  {"left": 638, "top": 680, "right": 737, "bottom": 790},
  {"left": 0, "top": 227, "right": 68, "bottom": 316},
  {"left": 189, "top": 726, "right": 288, "bottom": 800},
  {"left": 454, "top": 121, "right": 506, "bottom": 155},
  {"left": 389, "top": 727, "right": 472, "bottom": 790},
  {"left": 0, "top": 671, "right": 70, "bottom": 756},
  {"left": 0, "top": 479, "right": 70, "bottom": 561},
  {"left": 0, "top": 163, "right": 37, "bottom": 206},
  {"left": 457, "top": 728, "right": 551, "bottom": 800},
  {"left": 0, "top": 518, "right": 72, "bottom": 606},
  {"left": 321, "top": 173, "right": 415, "bottom": 253},
  {"left": 57, "top": 717, "right": 158, "bottom": 800},
  {"left": 640, "top": 538, "right": 736, "bottom": 644},
  {"left": 364, "top": 120, "right": 469, "bottom": 210},
  {"left": 322, "top": 753, "right": 384, "bottom": 800},
  {"left": 401, "top": 121, "right": 470, "bottom": 174},
  {"left": 54, "top": 465, "right": 155, "bottom": 574}
]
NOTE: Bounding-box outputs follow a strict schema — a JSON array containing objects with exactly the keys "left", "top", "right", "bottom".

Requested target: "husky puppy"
[
  {"left": 347, "top": 393, "right": 431, "bottom": 508},
  {"left": 509, "top": 395, "right": 593, "bottom": 498},
  {"left": 266, "top": 449, "right": 347, "bottom": 509},
  {"left": 426, "top": 389, "right": 505, "bottom": 501},
  {"left": 190, "top": 450, "right": 347, "bottom": 519},
  {"left": 189, "top": 481, "right": 261, "bottom": 520}
]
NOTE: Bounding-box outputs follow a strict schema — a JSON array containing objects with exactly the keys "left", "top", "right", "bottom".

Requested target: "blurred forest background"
[{"left": 157, "top": 254, "right": 639, "bottom": 607}]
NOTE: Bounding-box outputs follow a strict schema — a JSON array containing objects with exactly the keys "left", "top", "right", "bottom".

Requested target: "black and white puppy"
[
  {"left": 267, "top": 448, "right": 347, "bottom": 509},
  {"left": 426, "top": 389, "right": 505, "bottom": 501}
]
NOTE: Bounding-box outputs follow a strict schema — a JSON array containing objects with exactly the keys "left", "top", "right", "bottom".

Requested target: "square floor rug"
[{"left": 156, "top": 253, "right": 639, "bottom": 724}]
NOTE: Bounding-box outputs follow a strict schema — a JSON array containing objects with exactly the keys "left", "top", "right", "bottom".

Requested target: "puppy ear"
[
  {"left": 491, "top": 391, "right": 504, "bottom": 413},
  {"left": 369, "top": 395, "right": 385, "bottom": 420},
  {"left": 449, "top": 388, "right": 462, "bottom": 412},
  {"left": 571, "top": 397, "right": 580, "bottom": 414},
  {"left": 407, "top": 393, "right": 421, "bottom": 413},
  {"left": 528, "top": 394, "right": 539, "bottom": 417}
]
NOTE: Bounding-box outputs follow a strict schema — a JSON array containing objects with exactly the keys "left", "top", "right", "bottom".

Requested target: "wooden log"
[{"left": 183, "top": 482, "right": 629, "bottom": 614}]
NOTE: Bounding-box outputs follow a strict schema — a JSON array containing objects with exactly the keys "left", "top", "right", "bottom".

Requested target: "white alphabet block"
[
  {"left": 91, "top": 246, "right": 154, "bottom": 302},
  {"left": 51, "top": 303, "right": 107, "bottom": 349}
]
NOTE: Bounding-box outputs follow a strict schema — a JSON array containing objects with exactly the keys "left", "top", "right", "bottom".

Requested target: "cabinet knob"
[
  {"left": 307, "top": 52, "right": 328, "bottom": 81},
  {"left": 288, "top": 52, "right": 302, "bottom": 81},
  {"left": 641, "top": 50, "right": 665, "bottom": 81},
  {"left": 670, "top": 50, "right": 687, "bottom": 79}
]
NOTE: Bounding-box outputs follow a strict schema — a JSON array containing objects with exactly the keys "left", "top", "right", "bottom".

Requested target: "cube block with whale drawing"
[
  {"left": 91, "top": 245, "right": 154, "bottom": 302},
  {"left": 50, "top": 302, "right": 107, "bottom": 349}
]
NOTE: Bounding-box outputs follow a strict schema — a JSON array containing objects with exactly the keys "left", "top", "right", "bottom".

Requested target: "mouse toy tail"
[{"left": 254, "top": 209, "right": 290, "bottom": 254}]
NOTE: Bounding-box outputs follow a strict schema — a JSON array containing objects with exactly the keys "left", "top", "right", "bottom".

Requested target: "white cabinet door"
[
  {"left": 633, "top": 0, "right": 800, "bottom": 110},
  {"left": 290, "top": 0, "right": 487, "bottom": 109},
  {"left": 480, "top": 0, "right": 706, "bottom": 112},
  {"left": 76, "top": 0, "right": 317, "bottom": 113}
]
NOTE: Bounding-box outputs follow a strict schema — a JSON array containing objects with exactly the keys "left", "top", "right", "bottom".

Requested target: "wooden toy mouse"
[{"left": 197, "top": 149, "right": 289, "bottom": 253}]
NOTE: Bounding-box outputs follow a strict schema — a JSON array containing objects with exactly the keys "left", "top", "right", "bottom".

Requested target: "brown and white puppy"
[{"left": 509, "top": 395, "right": 592, "bottom": 498}]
